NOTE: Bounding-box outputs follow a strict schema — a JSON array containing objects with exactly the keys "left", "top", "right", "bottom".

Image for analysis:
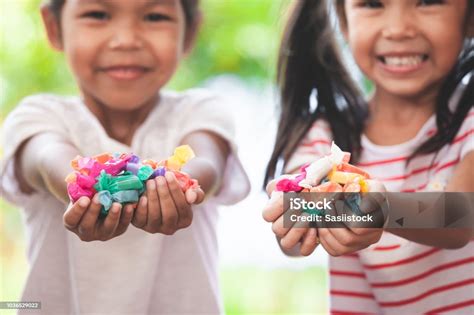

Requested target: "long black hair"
[
  {"left": 411, "top": 39, "right": 474, "bottom": 160},
  {"left": 264, "top": 0, "right": 367, "bottom": 186}
]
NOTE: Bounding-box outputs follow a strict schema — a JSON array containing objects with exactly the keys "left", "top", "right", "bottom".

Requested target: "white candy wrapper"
[{"left": 298, "top": 142, "right": 345, "bottom": 188}]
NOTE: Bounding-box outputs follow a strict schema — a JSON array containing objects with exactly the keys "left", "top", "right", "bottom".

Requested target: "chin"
[
  {"left": 378, "top": 81, "right": 434, "bottom": 100},
  {"left": 98, "top": 93, "right": 156, "bottom": 111}
]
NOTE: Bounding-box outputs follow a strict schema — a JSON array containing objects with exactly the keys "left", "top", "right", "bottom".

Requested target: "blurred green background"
[{"left": 0, "top": 0, "right": 328, "bottom": 314}]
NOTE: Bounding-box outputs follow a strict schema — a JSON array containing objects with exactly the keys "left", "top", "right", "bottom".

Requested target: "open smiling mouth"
[
  {"left": 102, "top": 66, "right": 151, "bottom": 80},
  {"left": 378, "top": 54, "right": 429, "bottom": 67}
]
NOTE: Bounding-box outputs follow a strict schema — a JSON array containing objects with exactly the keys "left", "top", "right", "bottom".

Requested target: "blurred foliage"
[
  {"left": 222, "top": 267, "right": 327, "bottom": 314},
  {"left": 0, "top": 0, "right": 290, "bottom": 115}
]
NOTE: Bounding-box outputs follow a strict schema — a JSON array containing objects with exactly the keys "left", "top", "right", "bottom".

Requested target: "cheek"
[
  {"left": 348, "top": 27, "right": 374, "bottom": 72},
  {"left": 428, "top": 24, "right": 464, "bottom": 71},
  {"left": 62, "top": 29, "right": 98, "bottom": 76},
  {"left": 148, "top": 31, "right": 184, "bottom": 70}
]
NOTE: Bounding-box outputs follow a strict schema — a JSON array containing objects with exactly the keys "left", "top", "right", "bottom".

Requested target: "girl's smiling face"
[
  {"left": 42, "top": 0, "right": 193, "bottom": 111},
  {"left": 340, "top": 0, "right": 471, "bottom": 99}
]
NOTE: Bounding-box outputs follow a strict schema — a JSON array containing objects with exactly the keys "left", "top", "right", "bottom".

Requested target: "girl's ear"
[
  {"left": 41, "top": 5, "right": 63, "bottom": 51},
  {"left": 183, "top": 13, "right": 202, "bottom": 56}
]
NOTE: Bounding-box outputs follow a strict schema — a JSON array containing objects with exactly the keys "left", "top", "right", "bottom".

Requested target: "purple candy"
[
  {"left": 126, "top": 163, "right": 140, "bottom": 175},
  {"left": 129, "top": 155, "right": 140, "bottom": 164},
  {"left": 150, "top": 166, "right": 166, "bottom": 179}
]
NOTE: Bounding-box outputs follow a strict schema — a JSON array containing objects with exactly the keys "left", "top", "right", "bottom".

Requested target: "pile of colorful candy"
[
  {"left": 276, "top": 142, "right": 371, "bottom": 193},
  {"left": 65, "top": 145, "right": 199, "bottom": 216},
  {"left": 275, "top": 143, "right": 377, "bottom": 214}
]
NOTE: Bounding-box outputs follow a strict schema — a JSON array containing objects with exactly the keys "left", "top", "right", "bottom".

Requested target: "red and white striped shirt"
[{"left": 287, "top": 108, "right": 474, "bottom": 314}]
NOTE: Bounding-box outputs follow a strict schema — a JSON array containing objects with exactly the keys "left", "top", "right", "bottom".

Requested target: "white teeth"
[{"left": 383, "top": 55, "right": 424, "bottom": 66}]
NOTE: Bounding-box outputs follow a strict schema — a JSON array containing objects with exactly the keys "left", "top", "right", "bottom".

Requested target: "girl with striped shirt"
[{"left": 263, "top": 0, "right": 473, "bottom": 313}]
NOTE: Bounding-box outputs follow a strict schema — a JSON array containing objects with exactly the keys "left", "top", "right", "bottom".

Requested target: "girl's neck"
[
  {"left": 365, "top": 88, "right": 438, "bottom": 146},
  {"left": 82, "top": 93, "right": 159, "bottom": 146}
]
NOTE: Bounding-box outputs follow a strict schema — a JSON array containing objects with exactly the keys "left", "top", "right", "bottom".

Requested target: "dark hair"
[
  {"left": 411, "top": 40, "right": 473, "bottom": 160},
  {"left": 46, "top": 0, "right": 200, "bottom": 29},
  {"left": 264, "top": 0, "right": 367, "bottom": 186}
]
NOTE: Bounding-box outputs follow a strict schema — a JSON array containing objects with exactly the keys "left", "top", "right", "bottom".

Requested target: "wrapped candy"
[
  {"left": 275, "top": 142, "right": 372, "bottom": 214},
  {"left": 275, "top": 142, "right": 370, "bottom": 193},
  {"left": 65, "top": 145, "right": 199, "bottom": 216}
]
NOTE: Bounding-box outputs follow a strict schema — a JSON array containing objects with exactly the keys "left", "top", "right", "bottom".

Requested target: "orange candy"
[
  {"left": 310, "top": 182, "right": 343, "bottom": 192},
  {"left": 336, "top": 163, "right": 371, "bottom": 179},
  {"left": 93, "top": 153, "right": 112, "bottom": 164},
  {"left": 343, "top": 182, "right": 361, "bottom": 193},
  {"left": 142, "top": 159, "right": 158, "bottom": 169}
]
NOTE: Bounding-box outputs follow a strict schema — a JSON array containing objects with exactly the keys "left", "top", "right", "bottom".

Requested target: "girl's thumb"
[{"left": 186, "top": 189, "right": 197, "bottom": 204}]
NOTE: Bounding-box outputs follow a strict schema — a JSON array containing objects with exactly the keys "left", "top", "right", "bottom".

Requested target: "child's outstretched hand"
[
  {"left": 63, "top": 195, "right": 135, "bottom": 242},
  {"left": 315, "top": 180, "right": 387, "bottom": 256},
  {"left": 263, "top": 179, "right": 320, "bottom": 256},
  {"left": 131, "top": 172, "right": 204, "bottom": 235}
]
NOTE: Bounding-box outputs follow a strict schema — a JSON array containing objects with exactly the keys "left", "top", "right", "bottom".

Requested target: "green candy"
[
  {"left": 94, "top": 170, "right": 143, "bottom": 193},
  {"left": 94, "top": 170, "right": 113, "bottom": 192},
  {"left": 111, "top": 190, "right": 139, "bottom": 203},
  {"left": 137, "top": 165, "right": 154, "bottom": 181},
  {"left": 98, "top": 190, "right": 113, "bottom": 211},
  {"left": 110, "top": 175, "right": 143, "bottom": 192}
]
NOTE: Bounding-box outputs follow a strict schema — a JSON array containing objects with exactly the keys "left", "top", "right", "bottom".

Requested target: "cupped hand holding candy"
[
  {"left": 131, "top": 171, "right": 204, "bottom": 235},
  {"left": 263, "top": 143, "right": 387, "bottom": 257},
  {"left": 64, "top": 145, "right": 202, "bottom": 238},
  {"left": 263, "top": 182, "right": 320, "bottom": 256},
  {"left": 63, "top": 195, "right": 135, "bottom": 242}
]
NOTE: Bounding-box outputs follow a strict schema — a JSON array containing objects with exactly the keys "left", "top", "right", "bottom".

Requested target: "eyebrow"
[{"left": 78, "top": 0, "right": 176, "bottom": 7}]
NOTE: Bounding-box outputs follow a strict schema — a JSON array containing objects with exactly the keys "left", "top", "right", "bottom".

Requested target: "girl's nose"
[
  {"left": 108, "top": 24, "right": 143, "bottom": 50},
  {"left": 381, "top": 11, "right": 417, "bottom": 40}
]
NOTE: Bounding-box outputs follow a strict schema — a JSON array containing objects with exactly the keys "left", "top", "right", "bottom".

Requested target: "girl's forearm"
[
  {"left": 385, "top": 193, "right": 473, "bottom": 248},
  {"left": 37, "top": 146, "right": 77, "bottom": 205},
  {"left": 20, "top": 133, "right": 79, "bottom": 205},
  {"left": 387, "top": 228, "right": 473, "bottom": 249}
]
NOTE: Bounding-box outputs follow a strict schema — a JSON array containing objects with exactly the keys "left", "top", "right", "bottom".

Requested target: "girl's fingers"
[
  {"left": 318, "top": 228, "right": 339, "bottom": 256},
  {"left": 64, "top": 197, "right": 90, "bottom": 230},
  {"left": 165, "top": 172, "right": 193, "bottom": 229},
  {"left": 271, "top": 213, "right": 295, "bottom": 238},
  {"left": 321, "top": 228, "right": 361, "bottom": 256},
  {"left": 78, "top": 194, "right": 102, "bottom": 235},
  {"left": 185, "top": 188, "right": 205, "bottom": 204},
  {"left": 101, "top": 203, "right": 122, "bottom": 238},
  {"left": 265, "top": 179, "right": 277, "bottom": 196},
  {"left": 327, "top": 226, "right": 359, "bottom": 249},
  {"left": 145, "top": 179, "right": 162, "bottom": 230},
  {"left": 156, "top": 176, "right": 178, "bottom": 234},
  {"left": 193, "top": 188, "right": 205, "bottom": 204},
  {"left": 262, "top": 191, "right": 284, "bottom": 222},
  {"left": 300, "top": 228, "right": 319, "bottom": 256},
  {"left": 115, "top": 204, "right": 134, "bottom": 235},
  {"left": 185, "top": 189, "right": 197, "bottom": 204},
  {"left": 132, "top": 196, "right": 148, "bottom": 228},
  {"left": 280, "top": 224, "right": 309, "bottom": 251},
  {"left": 326, "top": 226, "right": 380, "bottom": 254}
]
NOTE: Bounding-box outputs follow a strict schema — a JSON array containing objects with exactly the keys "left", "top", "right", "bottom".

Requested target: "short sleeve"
[
  {"left": 173, "top": 89, "right": 250, "bottom": 205},
  {"left": 0, "top": 95, "right": 69, "bottom": 205},
  {"left": 459, "top": 107, "right": 474, "bottom": 160},
  {"left": 284, "top": 119, "right": 333, "bottom": 173}
]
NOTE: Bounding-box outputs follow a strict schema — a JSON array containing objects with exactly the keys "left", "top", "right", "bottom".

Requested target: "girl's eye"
[
  {"left": 144, "top": 13, "right": 171, "bottom": 22},
  {"left": 359, "top": 0, "right": 383, "bottom": 8},
  {"left": 418, "top": 0, "right": 444, "bottom": 6},
  {"left": 82, "top": 11, "right": 109, "bottom": 20}
]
